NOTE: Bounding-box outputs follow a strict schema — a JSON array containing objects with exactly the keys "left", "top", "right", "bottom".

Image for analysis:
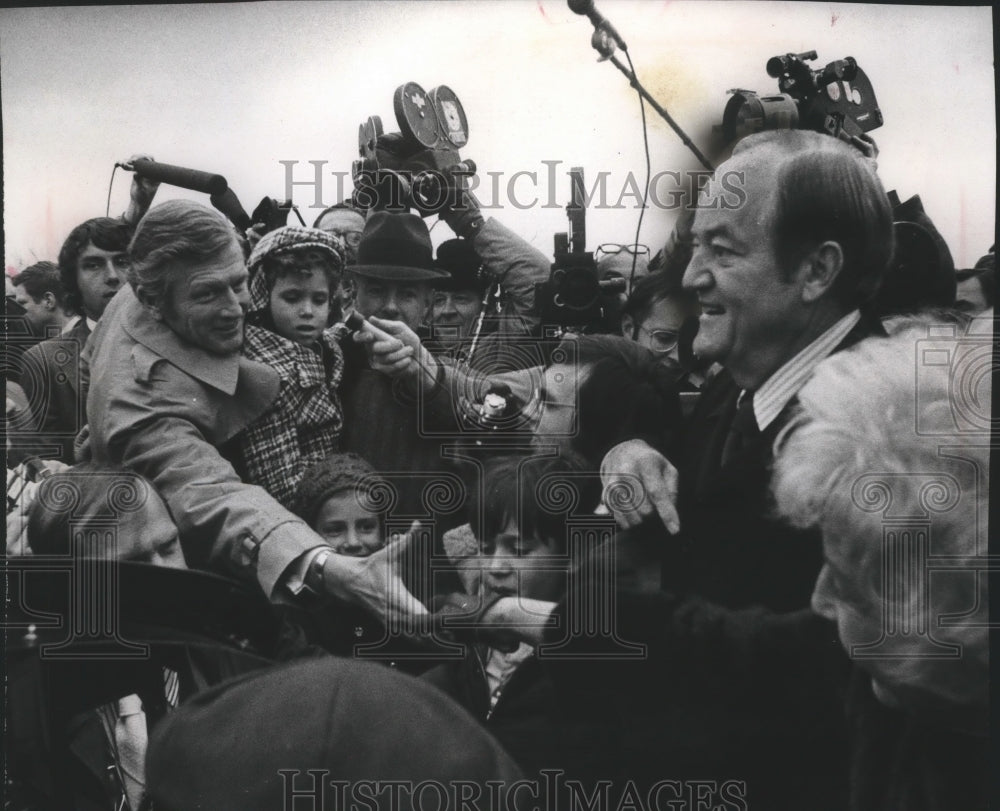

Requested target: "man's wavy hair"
[
  {"left": 732, "top": 130, "right": 894, "bottom": 310},
  {"left": 128, "top": 200, "right": 239, "bottom": 308},
  {"left": 28, "top": 463, "right": 164, "bottom": 557},
  {"left": 57, "top": 217, "right": 133, "bottom": 316}
]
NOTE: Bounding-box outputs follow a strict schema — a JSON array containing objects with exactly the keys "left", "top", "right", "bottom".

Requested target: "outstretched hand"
[
  {"left": 352, "top": 316, "right": 439, "bottom": 388},
  {"left": 321, "top": 520, "right": 429, "bottom": 628}
]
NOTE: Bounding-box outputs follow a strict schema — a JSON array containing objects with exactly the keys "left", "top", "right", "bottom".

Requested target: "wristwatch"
[{"left": 304, "top": 548, "right": 332, "bottom": 597}]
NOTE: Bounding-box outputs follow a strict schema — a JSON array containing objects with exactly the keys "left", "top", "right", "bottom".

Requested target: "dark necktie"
[{"left": 721, "top": 390, "right": 757, "bottom": 465}]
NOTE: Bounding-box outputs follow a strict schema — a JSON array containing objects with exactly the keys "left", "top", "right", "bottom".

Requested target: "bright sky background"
[{"left": 2, "top": 1, "right": 994, "bottom": 272}]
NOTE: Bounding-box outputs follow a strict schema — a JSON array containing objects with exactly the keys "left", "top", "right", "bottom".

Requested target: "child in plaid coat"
[{"left": 231, "top": 226, "right": 347, "bottom": 509}]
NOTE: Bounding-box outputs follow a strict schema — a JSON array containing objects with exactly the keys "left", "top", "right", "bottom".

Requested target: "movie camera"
[
  {"left": 721, "top": 51, "right": 883, "bottom": 145},
  {"left": 536, "top": 167, "right": 625, "bottom": 334},
  {"left": 352, "top": 82, "right": 476, "bottom": 215}
]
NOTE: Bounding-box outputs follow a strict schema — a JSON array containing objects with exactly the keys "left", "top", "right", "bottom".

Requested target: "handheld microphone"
[
  {"left": 567, "top": 0, "right": 627, "bottom": 52},
  {"left": 130, "top": 158, "right": 229, "bottom": 196}
]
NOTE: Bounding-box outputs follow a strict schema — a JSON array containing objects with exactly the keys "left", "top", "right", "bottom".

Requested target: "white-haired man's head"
[{"left": 772, "top": 325, "right": 989, "bottom": 727}]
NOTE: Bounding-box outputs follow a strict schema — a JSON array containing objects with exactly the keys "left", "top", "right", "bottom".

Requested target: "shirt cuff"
[{"left": 281, "top": 546, "right": 330, "bottom": 597}]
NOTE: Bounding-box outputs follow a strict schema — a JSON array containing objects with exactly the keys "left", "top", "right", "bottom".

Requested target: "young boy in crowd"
[
  {"left": 233, "top": 226, "right": 347, "bottom": 509},
  {"left": 287, "top": 451, "right": 433, "bottom": 671},
  {"left": 294, "top": 451, "right": 387, "bottom": 559},
  {"left": 424, "top": 453, "right": 604, "bottom": 779}
]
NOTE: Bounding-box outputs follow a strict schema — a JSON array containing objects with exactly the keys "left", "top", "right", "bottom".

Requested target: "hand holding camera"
[{"left": 352, "top": 82, "right": 479, "bottom": 224}]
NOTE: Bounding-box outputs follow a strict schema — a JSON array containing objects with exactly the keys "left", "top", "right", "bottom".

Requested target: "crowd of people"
[{"left": 3, "top": 121, "right": 993, "bottom": 811}]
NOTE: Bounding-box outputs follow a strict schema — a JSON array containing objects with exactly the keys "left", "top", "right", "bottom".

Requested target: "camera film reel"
[
  {"left": 394, "top": 82, "right": 469, "bottom": 150},
  {"left": 394, "top": 82, "right": 442, "bottom": 149}
]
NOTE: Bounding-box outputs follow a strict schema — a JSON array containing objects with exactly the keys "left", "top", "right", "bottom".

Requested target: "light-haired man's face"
[
  {"left": 153, "top": 243, "right": 249, "bottom": 356},
  {"left": 810, "top": 534, "right": 981, "bottom": 716},
  {"left": 115, "top": 484, "right": 186, "bottom": 569}
]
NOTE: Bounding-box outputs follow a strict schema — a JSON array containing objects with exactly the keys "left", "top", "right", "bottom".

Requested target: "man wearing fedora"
[
  {"left": 339, "top": 208, "right": 549, "bottom": 526},
  {"left": 337, "top": 211, "right": 465, "bottom": 522},
  {"left": 347, "top": 210, "right": 447, "bottom": 334}
]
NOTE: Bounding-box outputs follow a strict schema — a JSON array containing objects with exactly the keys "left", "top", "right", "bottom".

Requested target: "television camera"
[
  {"left": 721, "top": 51, "right": 883, "bottom": 145},
  {"left": 536, "top": 167, "right": 625, "bottom": 334}
]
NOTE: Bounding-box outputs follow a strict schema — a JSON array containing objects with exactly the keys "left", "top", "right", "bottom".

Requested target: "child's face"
[
  {"left": 269, "top": 270, "right": 332, "bottom": 346},
  {"left": 481, "top": 516, "right": 565, "bottom": 603},
  {"left": 314, "top": 491, "right": 383, "bottom": 557}
]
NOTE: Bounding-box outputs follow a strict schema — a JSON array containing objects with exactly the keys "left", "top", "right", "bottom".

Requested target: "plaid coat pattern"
[{"left": 236, "top": 325, "right": 345, "bottom": 509}]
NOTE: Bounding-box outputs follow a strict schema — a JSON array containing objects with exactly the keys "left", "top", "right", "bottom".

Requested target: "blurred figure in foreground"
[{"left": 772, "top": 327, "right": 990, "bottom": 810}]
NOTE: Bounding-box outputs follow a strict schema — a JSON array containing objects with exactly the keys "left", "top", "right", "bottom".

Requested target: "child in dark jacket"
[
  {"left": 423, "top": 453, "right": 604, "bottom": 778},
  {"left": 283, "top": 452, "right": 436, "bottom": 673}
]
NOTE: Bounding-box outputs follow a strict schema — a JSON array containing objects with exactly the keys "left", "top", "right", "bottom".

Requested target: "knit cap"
[{"left": 294, "top": 452, "right": 388, "bottom": 525}]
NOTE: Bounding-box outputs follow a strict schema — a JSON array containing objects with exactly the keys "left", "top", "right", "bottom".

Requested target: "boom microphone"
[
  {"left": 567, "top": 0, "right": 627, "bottom": 52},
  {"left": 131, "top": 158, "right": 229, "bottom": 196}
]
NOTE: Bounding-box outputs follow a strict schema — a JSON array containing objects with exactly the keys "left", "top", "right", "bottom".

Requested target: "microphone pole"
[
  {"left": 607, "top": 53, "right": 714, "bottom": 172},
  {"left": 567, "top": 0, "right": 714, "bottom": 172}
]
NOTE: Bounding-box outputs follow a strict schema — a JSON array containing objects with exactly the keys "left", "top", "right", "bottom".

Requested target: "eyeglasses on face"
[
  {"left": 595, "top": 243, "right": 650, "bottom": 258},
  {"left": 337, "top": 230, "right": 364, "bottom": 249},
  {"left": 637, "top": 324, "right": 679, "bottom": 354}
]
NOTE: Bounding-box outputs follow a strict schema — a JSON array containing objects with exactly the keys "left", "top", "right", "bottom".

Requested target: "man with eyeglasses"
[
  {"left": 596, "top": 243, "right": 651, "bottom": 294},
  {"left": 314, "top": 201, "right": 366, "bottom": 317},
  {"left": 620, "top": 271, "right": 713, "bottom": 393},
  {"left": 620, "top": 271, "right": 687, "bottom": 360}
]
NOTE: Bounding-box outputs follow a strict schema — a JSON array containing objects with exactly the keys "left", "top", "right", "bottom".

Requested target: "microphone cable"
[
  {"left": 626, "top": 50, "right": 652, "bottom": 291},
  {"left": 106, "top": 163, "right": 120, "bottom": 218}
]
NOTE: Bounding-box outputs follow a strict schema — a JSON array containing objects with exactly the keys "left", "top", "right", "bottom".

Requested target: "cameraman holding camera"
[{"left": 426, "top": 180, "right": 550, "bottom": 372}]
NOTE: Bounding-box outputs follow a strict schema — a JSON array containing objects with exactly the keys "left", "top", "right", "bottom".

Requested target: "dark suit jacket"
[
  {"left": 19, "top": 318, "right": 91, "bottom": 462},
  {"left": 544, "top": 314, "right": 886, "bottom": 809},
  {"left": 669, "top": 313, "right": 885, "bottom": 609}
]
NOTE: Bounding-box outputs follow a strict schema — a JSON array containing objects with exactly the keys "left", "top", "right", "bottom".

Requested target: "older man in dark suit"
[{"left": 531, "top": 130, "right": 896, "bottom": 806}]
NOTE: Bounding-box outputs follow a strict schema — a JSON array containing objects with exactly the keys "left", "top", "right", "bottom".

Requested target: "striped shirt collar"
[
  {"left": 60, "top": 315, "right": 81, "bottom": 335},
  {"left": 750, "top": 310, "right": 861, "bottom": 431}
]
